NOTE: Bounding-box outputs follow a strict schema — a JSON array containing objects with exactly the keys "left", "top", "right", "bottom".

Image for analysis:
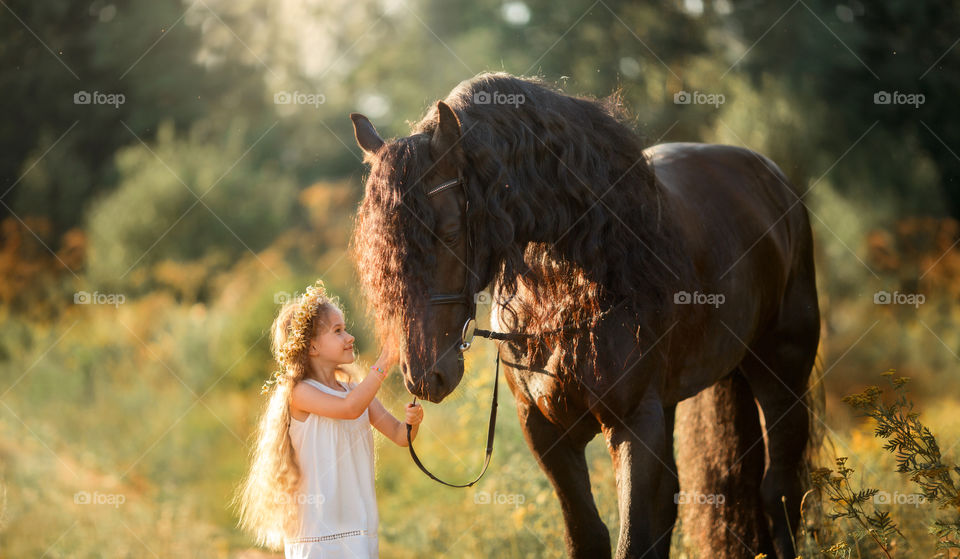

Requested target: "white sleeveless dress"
[{"left": 285, "top": 378, "right": 379, "bottom": 559}]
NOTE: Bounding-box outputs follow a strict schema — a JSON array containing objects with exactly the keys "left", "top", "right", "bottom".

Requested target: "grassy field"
[{"left": 2, "top": 293, "right": 959, "bottom": 558}]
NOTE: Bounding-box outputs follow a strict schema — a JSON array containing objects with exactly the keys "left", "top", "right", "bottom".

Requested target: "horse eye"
[{"left": 441, "top": 232, "right": 459, "bottom": 245}]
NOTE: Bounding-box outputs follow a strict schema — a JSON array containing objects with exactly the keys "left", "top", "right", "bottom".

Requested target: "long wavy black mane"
[{"left": 352, "top": 72, "right": 698, "bottom": 379}]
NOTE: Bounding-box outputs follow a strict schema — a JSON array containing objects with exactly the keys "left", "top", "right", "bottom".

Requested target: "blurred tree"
[
  {"left": 84, "top": 118, "right": 300, "bottom": 294},
  {"left": 729, "top": 0, "right": 960, "bottom": 218},
  {"left": 0, "top": 0, "right": 262, "bottom": 238}
]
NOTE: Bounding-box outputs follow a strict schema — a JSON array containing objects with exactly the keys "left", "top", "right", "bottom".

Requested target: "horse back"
[{"left": 645, "top": 142, "right": 815, "bottom": 400}]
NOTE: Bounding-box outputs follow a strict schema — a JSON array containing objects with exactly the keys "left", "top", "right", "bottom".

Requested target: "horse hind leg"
[
  {"left": 740, "top": 272, "right": 821, "bottom": 558},
  {"left": 675, "top": 370, "right": 774, "bottom": 558}
]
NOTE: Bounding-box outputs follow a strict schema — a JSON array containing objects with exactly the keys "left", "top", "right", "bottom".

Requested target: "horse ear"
[
  {"left": 350, "top": 113, "right": 385, "bottom": 155},
  {"left": 430, "top": 101, "right": 463, "bottom": 166}
]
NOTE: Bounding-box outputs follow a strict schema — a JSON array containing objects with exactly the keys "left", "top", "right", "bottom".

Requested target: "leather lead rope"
[{"left": 405, "top": 342, "right": 501, "bottom": 488}]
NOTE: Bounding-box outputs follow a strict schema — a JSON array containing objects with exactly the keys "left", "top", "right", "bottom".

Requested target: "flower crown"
[{"left": 261, "top": 279, "right": 330, "bottom": 395}]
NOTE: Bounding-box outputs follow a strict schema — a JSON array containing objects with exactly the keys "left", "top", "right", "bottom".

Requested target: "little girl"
[{"left": 235, "top": 279, "right": 423, "bottom": 558}]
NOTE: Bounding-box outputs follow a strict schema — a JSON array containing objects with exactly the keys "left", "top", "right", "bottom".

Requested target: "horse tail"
[
  {"left": 804, "top": 346, "right": 827, "bottom": 465},
  {"left": 798, "top": 332, "right": 828, "bottom": 547}
]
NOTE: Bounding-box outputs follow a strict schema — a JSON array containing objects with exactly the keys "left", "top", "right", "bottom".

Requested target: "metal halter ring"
[{"left": 459, "top": 317, "right": 477, "bottom": 351}]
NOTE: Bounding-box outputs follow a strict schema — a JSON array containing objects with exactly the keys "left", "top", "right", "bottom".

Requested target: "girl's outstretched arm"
[
  {"left": 292, "top": 334, "right": 400, "bottom": 420},
  {"left": 291, "top": 374, "right": 384, "bottom": 420},
  {"left": 369, "top": 398, "right": 423, "bottom": 446}
]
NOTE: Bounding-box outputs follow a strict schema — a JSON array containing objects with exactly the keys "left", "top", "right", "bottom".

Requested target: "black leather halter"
[{"left": 405, "top": 173, "right": 625, "bottom": 488}]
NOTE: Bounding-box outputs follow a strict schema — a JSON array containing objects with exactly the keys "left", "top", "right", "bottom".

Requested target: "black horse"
[{"left": 350, "top": 72, "right": 820, "bottom": 558}]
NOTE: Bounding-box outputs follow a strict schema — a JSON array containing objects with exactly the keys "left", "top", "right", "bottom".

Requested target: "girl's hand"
[
  {"left": 404, "top": 403, "right": 424, "bottom": 426},
  {"left": 376, "top": 329, "right": 401, "bottom": 371}
]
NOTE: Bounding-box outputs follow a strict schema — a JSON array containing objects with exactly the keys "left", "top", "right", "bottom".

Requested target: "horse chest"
[{"left": 502, "top": 344, "right": 589, "bottom": 426}]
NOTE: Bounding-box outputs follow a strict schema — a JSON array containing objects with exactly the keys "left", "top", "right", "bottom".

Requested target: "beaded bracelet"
[{"left": 370, "top": 365, "right": 386, "bottom": 380}]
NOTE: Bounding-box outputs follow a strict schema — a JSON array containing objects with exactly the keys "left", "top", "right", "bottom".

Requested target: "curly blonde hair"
[{"left": 233, "top": 279, "right": 358, "bottom": 550}]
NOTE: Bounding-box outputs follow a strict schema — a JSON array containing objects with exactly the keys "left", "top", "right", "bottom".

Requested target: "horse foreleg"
[
  {"left": 601, "top": 394, "right": 676, "bottom": 559},
  {"left": 518, "top": 402, "right": 611, "bottom": 558}
]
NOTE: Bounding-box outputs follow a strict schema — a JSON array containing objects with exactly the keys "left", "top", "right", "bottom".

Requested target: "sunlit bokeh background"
[{"left": 2, "top": 0, "right": 959, "bottom": 556}]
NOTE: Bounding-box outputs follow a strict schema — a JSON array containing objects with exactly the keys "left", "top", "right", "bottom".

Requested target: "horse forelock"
[{"left": 351, "top": 135, "right": 440, "bottom": 365}]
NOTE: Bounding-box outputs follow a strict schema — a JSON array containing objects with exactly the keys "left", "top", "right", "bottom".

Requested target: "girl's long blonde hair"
[{"left": 232, "top": 279, "right": 358, "bottom": 550}]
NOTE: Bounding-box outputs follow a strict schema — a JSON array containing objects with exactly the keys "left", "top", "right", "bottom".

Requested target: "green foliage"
[
  {"left": 0, "top": 0, "right": 251, "bottom": 236},
  {"left": 85, "top": 118, "right": 301, "bottom": 293},
  {"left": 812, "top": 456, "right": 902, "bottom": 557},
  {"left": 813, "top": 372, "right": 960, "bottom": 557},
  {"left": 844, "top": 372, "right": 960, "bottom": 549}
]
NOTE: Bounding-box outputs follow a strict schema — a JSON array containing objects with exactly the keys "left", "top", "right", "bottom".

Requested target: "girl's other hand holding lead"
[{"left": 404, "top": 402, "right": 423, "bottom": 426}]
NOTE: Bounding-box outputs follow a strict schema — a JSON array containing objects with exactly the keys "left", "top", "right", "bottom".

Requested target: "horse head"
[{"left": 350, "top": 101, "right": 488, "bottom": 403}]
